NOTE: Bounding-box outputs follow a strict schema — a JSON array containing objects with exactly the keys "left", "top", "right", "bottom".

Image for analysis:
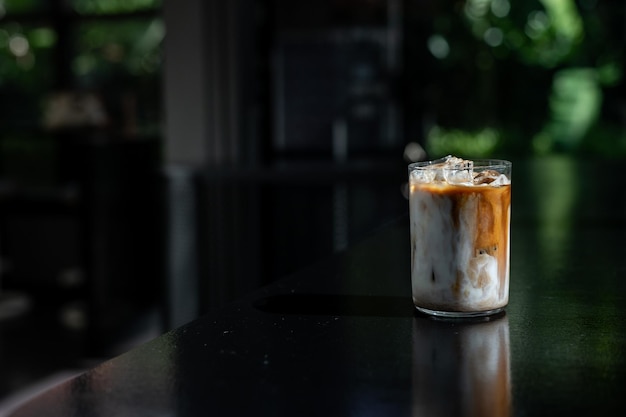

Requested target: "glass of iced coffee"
[{"left": 408, "top": 156, "right": 512, "bottom": 317}]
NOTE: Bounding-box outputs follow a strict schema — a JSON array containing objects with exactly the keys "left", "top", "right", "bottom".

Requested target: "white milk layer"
[{"left": 409, "top": 184, "right": 510, "bottom": 312}]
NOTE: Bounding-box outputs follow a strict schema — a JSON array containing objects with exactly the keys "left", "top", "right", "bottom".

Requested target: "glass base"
[{"left": 415, "top": 305, "right": 505, "bottom": 319}]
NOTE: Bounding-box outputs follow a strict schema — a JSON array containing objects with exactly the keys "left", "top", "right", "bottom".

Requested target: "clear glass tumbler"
[{"left": 408, "top": 156, "right": 512, "bottom": 317}]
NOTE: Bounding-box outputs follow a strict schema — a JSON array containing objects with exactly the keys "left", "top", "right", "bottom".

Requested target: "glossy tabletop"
[{"left": 9, "top": 156, "right": 626, "bottom": 416}]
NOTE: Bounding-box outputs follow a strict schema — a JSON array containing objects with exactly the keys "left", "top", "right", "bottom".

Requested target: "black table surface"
[{"left": 8, "top": 156, "right": 626, "bottom": 417}]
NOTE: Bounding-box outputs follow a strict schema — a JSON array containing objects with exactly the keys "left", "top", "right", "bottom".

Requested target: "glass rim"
[{"left": 408, "top": 158, "right": 512, "bottom": 171}]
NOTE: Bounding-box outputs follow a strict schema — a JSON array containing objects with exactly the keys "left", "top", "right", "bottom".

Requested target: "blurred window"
[
  {"left": 72, "top": 18, "right": 164, "bottom": 135},
  {"left": 0, "top": 0, "right": 162, "bottom": 135},
  {"left": 0, "top": 22, "right": 55, "bottom": 127}
]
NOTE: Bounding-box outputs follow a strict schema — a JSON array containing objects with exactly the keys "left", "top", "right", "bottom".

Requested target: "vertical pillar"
[{"left": 163, "top": 0, "right": 210, "bottom": 166}]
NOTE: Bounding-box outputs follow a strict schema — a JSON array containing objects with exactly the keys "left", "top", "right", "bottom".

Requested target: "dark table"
[{"left": 8, "top": 156, "right": 626, "bottom": 416}]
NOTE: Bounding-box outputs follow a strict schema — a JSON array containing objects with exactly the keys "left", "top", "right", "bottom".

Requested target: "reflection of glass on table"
[{"left": 411, "top": 314, "right": 511, "bottom": 417}]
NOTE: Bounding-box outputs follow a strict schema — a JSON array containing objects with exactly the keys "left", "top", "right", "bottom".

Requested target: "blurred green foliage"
[
  {"left": 1, "top": 0, "right": 624, "bottom": 162},
  {"left": 0, "top": 0, "right": 44, "bottom": 13},
  {"left": 74, "top": 19, "right": 164, "bottom": 82},
  {"left": 73, "top": 0, "right": 162, "bottom": 14},
  {"left": 0, "top": 0, "right": 162, "bottom": 132},
  {"left": 418, "top": 0, "right": 625, "bottom": 159},
  {"left": 0, "top": 0, "right": 161, "bottom": 13},
  {"left": 0, "top": 23, "right": 56, "bottom": 126}
]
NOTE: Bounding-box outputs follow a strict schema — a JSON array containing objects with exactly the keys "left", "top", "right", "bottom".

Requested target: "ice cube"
[
  {"left": 411, "top": 155, "right": 478, "bottom": 185},
  {"left": 410, "top": 167, "right": 436, "bottom": 183},
  {"left": 489, "top": 174, "right": 510, "bottom": 186},
  {"left": 426, "top": 155, "right": 454, "bottom": 182},
  {"left": 444, "top": 167, "right": 474, "bottom": 185},
  {"left": 410, "top": 155, "right": 450, "bottom": 183},
  {"left": 473, "top": 170, "right": 510, "bottom": 186},
  {"left": 441, "top": 156, "right": 474, "bottom": 185},
  {"left": 443, "top": 155, "right": 470, "bottom": 169}
]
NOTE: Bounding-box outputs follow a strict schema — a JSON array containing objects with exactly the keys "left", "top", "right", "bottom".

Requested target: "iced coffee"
[{"left": 408, "top": 156, "right": 511, "bottom": 317}]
